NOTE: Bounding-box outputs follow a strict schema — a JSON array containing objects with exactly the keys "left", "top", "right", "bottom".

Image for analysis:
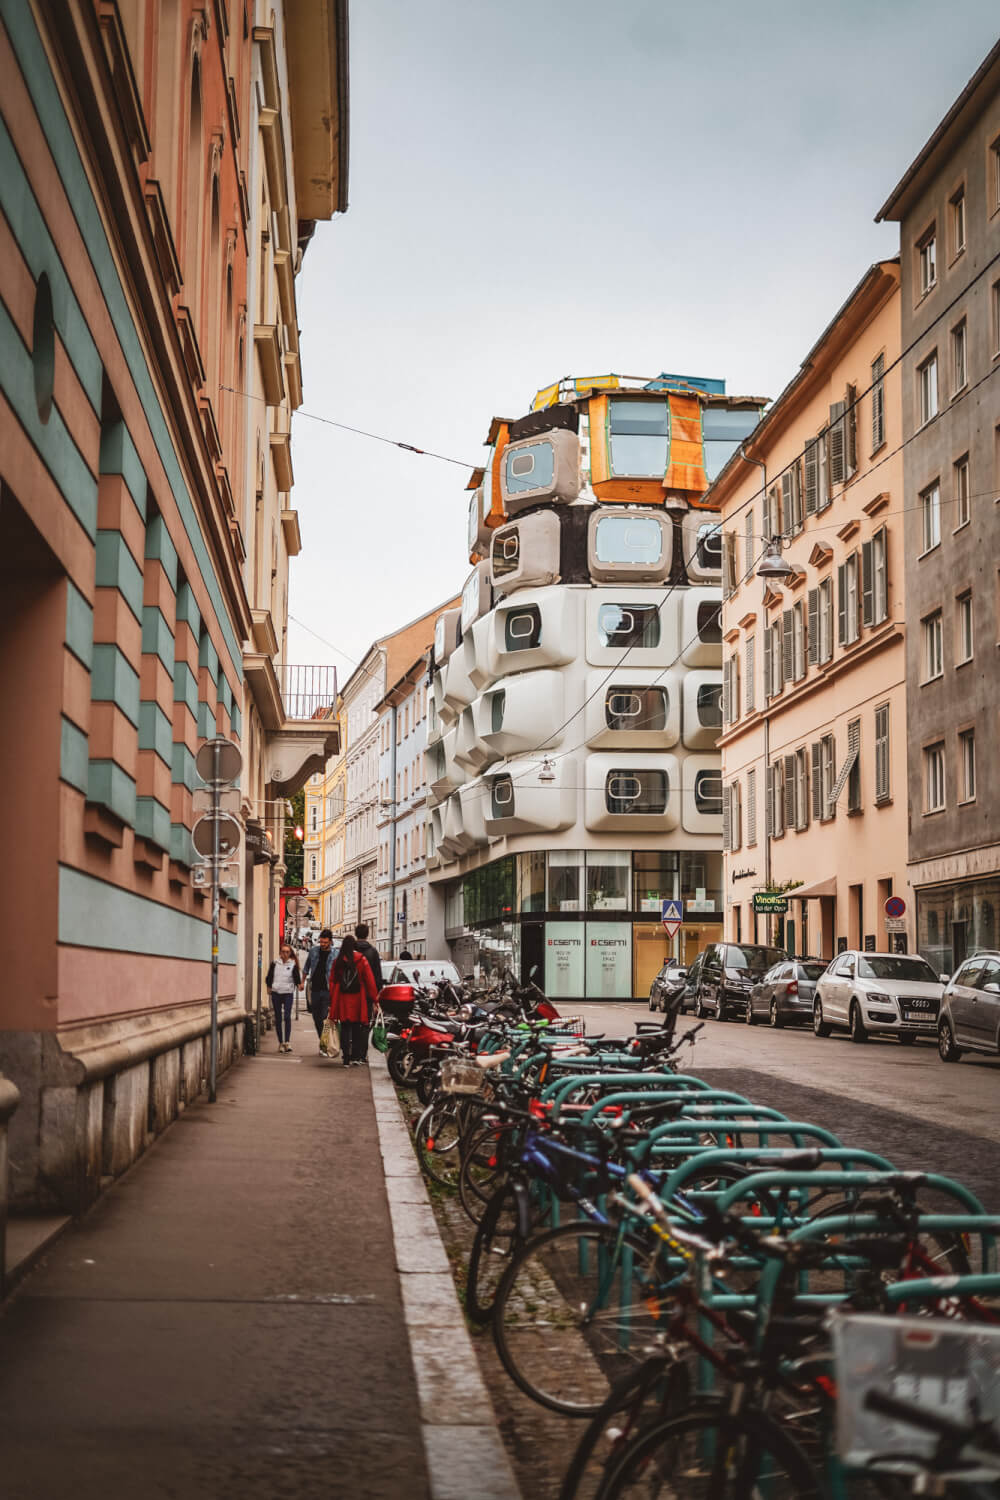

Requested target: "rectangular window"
[
  {"left": 722, "top": 655, "right": 739, "bottom": 726},
  {"left": 924, "top": 742, "right": 946, "bottom": 813},
  {"left": 862, "top": 526, "right": 888, "bottom": 627},
  {"left": 608, "top": 396, "right": 670, "bottom": 478},
  {"left": 792, "top": 601, "right": 805, "bottom": 680},
  {"left": 951, "top": 189, "right": 966, "bottom": 257},
  {"left": 847, "top": 718, "right": 862, "bottom": 813},
  {"left": 921, "top": 481, "right": 941, "bottom": 552},
  {"left": 923, "top": 610, "right": 943, "bottom": 681},
  {"left": 821, "top": 734, "right": 836, "bottom": 820},
  {"left": 794, "top": 747, "right": 809, "bottom": 830},
  {"left": 951, "top": 319, "right": 968, "bottom": 394},
  {"left": 918, "top": 354, "right": 938, "bottom": 426},
  {"left": 745, "top": 634, "right": 755, "bottom": 714},
  {"left": 959, "top": 729, "right": 976, "bottom": 803},
  {"left": 763, "top": 618, "right": 783, "bottom": 698},
  {"left": 816, "top": 429, "right": 830, "bottom": 510},
  {"left": 954, "top": 455, "right": 970, "bottom": 528},
  {"left": 764, "top": 485, "right": 781, "bottom": 540},
  {"left": 598, "top": 603, "right": 659, "bottom": 649},
  {"left": 746, "top": 768, "right": 757, "bottom": 846},
  {"left": 745, "top": 509, "right": 754, "bottom": 574},
  {"left": 956, "top": 591, "right": 973, "bottom": 663},
  {"left": 782, "top": 462, "right": 803, "bottom": 534},
  {"left": 874, "top": 703, "right": 890, "bottom": 804},
  {"left": 918, "top": 229, "right": 937, "bottom": 296},
  {"left": 837, "top": 554, "right": 859, "bottom": 646},
  {"left": 820, "top": 578, "right": 833, "bottom": 663},
  {"left": 871, "top": 353, "right": 885, "bottom": 451},
  {"left": 767, "top": 761, "right": 785, "bottom": 838},
  {"left": 722, "top": 531, "right": 737, "bottom": 599},
  {"left": 726, "top": 781, "right": 741, "bottom": 851},
  {"left": 804, "top": 437, "right": 819, "bottom": 514}
]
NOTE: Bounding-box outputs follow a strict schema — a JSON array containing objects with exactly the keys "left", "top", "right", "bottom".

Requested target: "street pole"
[
  {"left": 209, "top": 740, "right": 219, "bottom": 1103},
  {"left": 255, "top": 931, "right": 263, "bottom": 1050}
]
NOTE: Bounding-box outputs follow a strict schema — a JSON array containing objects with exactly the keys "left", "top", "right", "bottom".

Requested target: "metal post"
[
  {"left": 255, "top": 931, "right": 263, "bottom": 1048},
  {"left": 209, "top": 741, "right": 220, "bottom": 1103}
]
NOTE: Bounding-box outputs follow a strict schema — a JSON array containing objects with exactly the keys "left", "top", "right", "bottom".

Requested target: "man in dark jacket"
[
  {"left": 353, "top": 924, "right": 383, "bottom": 1063},
  {"left": 303, "top": 929, "right": 338, "bottom": 1053}
]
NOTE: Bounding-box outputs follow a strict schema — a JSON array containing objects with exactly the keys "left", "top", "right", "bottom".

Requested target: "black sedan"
[
  {"left": 648, "top": 958, "right": 690, "bottom": 1013},
  {"left": 745, "top": 959, "right": 828, "bottom": 1028}
]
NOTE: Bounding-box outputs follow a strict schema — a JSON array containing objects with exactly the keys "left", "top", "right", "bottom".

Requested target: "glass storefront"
[
  {"left": 917, "top": 876, "right": 1000, "bottom": 975},
  {"left": 443, "top": 849, "right": 723, "bottom": 1000}
]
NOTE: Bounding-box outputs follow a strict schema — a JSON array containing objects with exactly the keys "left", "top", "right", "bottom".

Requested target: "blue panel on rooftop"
[{"left": 645, "top": 373, "right": 727, "bottom": 395}]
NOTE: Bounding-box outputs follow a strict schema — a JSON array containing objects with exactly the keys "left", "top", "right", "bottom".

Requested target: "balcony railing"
[{"left": 281, "top": 664, "right": 338, "bottom": 721}]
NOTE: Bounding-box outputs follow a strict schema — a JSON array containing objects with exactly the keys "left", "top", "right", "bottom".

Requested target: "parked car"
[
  {"left": 648, "top": 958, "right": 690, "bottom": 1013},
  {"left": 812, "top": 951, "right": 946, "bottom": 1043},
  {"left": 695, "top": 943, "right": 788, "bottom": 1021},
  {"left": 678, "top": 952, "right": 706, "bottom": 1014},
  {"left": 745, "top": 958, "right": 828, "bottom": 1027},
  {"left": 937, "top": 951, "right": 1000, "bottom": 1062}
]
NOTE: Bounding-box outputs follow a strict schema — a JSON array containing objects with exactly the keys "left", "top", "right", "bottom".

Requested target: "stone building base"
[{"left": 0, "top": 1001, "right": 245, "bottom": 1216}]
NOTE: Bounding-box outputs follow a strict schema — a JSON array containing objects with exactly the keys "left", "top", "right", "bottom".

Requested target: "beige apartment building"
[{"left": 711, "top": 260, "right": 910, "bottom": 959}]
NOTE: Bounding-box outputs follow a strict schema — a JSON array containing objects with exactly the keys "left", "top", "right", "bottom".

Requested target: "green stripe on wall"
[
  {"left": 139, "top": 701, "right": 173, "bottom": 764},
  {"left": 96, "top": 531, "right": 144, "bottom": 621},
  {"left": 65, "top": 580, "right": 93, "bottom": 668},
  {"left": 0, "top": 8, "right": 243, "bottom": 674},
  {"left": 60, "top": 716, "right": 89, "bottom": 791},
  {"left": 92, "top": 643, "right": 140, "bottom": 725},
  {"left": 59, "top": 864, "right": 237, "bottom": 963},
  {"left": 87, "top": 759, "right": 136, "bottom": 826},
  {"left": 0, "top": 296, "right": 97, "bottom": 538},
  {"left": 141, "top": 605, "right": 175, "bottom": 669},
  {"left": 99, "top": 420, "right": 147, "bottom": 518}
]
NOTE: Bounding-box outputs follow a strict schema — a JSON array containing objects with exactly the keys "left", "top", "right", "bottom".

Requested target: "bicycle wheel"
[
  {"left": 559, "top": 1355, "right": 689, "bottom": 1500},
  {"left": 600, "top": 1400, "right": 820, "bottom": 1498},
  {"left": 493, "top": 1220, "right": 665, "bottom": 1417},
  {"left": 458, "top": 1121, "right": 518, "bottom": 1224},
  {"left": 467, "top": 1178, "right": 528, "bottom": 1325},
  {"left": 413, "top": 1099, "right": 463, "bottom": 1189}
]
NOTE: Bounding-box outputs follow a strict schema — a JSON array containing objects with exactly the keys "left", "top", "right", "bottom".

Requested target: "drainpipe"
[
  {"left": 740, "top": 443, "right": 769, "bottom": 944},
  {"left": 387, "top": 703, "right": 398, "bottom": 960}
]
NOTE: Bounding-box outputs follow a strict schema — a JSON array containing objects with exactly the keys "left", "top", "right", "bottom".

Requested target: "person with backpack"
[
  {"left": 328, "top": 935, "right": 378, "bottom": 1068},
  {"left": 353, "top": 923, "right": 383, "bottom": 1063},
  {"left": 303, "top": 929, "right": 338, "bottom": 1053}
]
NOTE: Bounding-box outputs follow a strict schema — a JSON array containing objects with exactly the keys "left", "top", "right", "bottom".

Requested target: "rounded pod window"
[
  {"left": 605, "top": 769, "right": 668, "bottom": 815},
  {"left": 504, "top": 605, "right": 541, "bottom": 652},
  {"left": 491, "top": 775, "right": 514, "bottom": 817},
  {"left": 32, "top": 272, "right": 55, "bottom": 424},
  {"left": 605, "top": 686, "right": 668, "bottom": 732}
]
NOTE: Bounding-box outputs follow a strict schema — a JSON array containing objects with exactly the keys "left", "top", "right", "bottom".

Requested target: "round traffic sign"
[
  {"left": 192, "top": 812, "right": 243, "bottom": 858},
  {"left": 884, "top": 895, "right": 906, "bottom": 920},
  {"left": 195, "top": 737, "right": 243, "bottom": 785},
  {"left": 287, "top": 895, "right": 311, "bottom": 918}
]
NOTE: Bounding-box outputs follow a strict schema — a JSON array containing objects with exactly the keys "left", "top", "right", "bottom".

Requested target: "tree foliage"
[{"left": 283, "top": 787, "right": 305, "bottom": 887}]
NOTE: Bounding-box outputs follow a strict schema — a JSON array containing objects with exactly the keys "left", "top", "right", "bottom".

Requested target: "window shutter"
[
  {"left": 874, "top": 526, "right": 887, "bottom": 623},
  {"left": 837, "top": 564, "right": 847, "bottom": 645},
  {"left": 765, "top": 766, "right": 773, "bottom": 837},
  {"left": 745, "top": 635, "right": 755, "bottom": 713},
  {"left": 763, "top": 626, "right": 772, "bottom": 699},
  {"left": 781, "top": 472, "right": 793, "bottom": 533},
  {"left": 822, "top": 580, "right": 833, "bottom": 663},
  {"left": 782, "top": 610, "right": 794, "bottom": 681},
  {"left": 846, "top": 385, "right": 858, "bottom": 475},
  {"left": 791, "top": 461, "right": 803, "bottom": 531},
  {"left": 807, "top": 589, "right": 819, "bottom": 664},
  {"left": 722, "top": 783, "right": 732, "bottom": 852},
  {"left": 733, "top": 655, "right": 740, "bottom": 720},
  {"left": 804, "top": 441, "right": 818, "bottom": 514},
  {"left": 798, "top": 751, "right": 809, "bottom": 829},
  {"left": 784, "top": 753, "right": 796, "bottom": 828},
  {"left": 811, "top": 742, "right": 822, "bottom": 820},
  {"left": 747, "top": 769, "right": 756, "bottom": 844},
  {"left": 773, "top": 622, "right": 783, "bottom": 690},
  {"left": 818, "top": 433, "right": 831, "bottom": 511},
  {"left": 872, "top": 355, "right": 885, "bottom": 449},
  {"left": 731, "top": 781, "right": 741, "bottom": 850},
  {"left": 829, "top": 401, "right": 846, "bottom": 484},
  {"left": 861, "top": 540, "right": 874, "bottom": 627}
]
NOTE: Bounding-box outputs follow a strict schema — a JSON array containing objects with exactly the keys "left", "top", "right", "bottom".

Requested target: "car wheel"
[
  {"left": 849, "top": 1001, "right": 868, "bottom": 1044},
  {"left": 715, "top": 997, "right": 727, "bottom": 1022},
  {"left": 813, "top": 1000, "right": 831, "bottom": 1038},
  {"left": 744, "top": 997, "right": 754, "bottom": 1025},
  {"left": 649, "top": 988, "right": 657, "bottom": 1012},
  {"left": 694, "top": 993, "right": 706, "bottom": 1020},
  {"left": 938, "top": 1019, "right": 962, "bottom": 1063},
  {"left": 769, "top": 999, "right": 782, "bottom": 1029}
]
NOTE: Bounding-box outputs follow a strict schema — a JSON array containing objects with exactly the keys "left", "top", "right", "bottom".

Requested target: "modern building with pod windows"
[{"left": 426, "top": 373, "right": 764, "bottom": 1002}]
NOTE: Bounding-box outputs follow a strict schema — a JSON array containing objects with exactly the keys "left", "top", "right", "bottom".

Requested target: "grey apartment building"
[{"left": 876, "top": 43, "right": 1000, "bottom": 974}]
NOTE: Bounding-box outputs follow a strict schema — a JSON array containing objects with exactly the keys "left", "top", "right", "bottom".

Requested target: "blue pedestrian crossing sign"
[{"left": 661, "top": 899, "right": 683, "bottom": 937}]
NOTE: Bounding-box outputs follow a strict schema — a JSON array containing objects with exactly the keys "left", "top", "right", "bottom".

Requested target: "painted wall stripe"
[
  {"left": 1, "top": 6, "right": 243, "bottom": 673},
  {"left": 60, "top": 715, "right": 89, "bottom": 792},
  {"left": 65, "top": 580, "right": 94, "bottom": 668},
  {"left": 59, "top": 864, "right": 237, "bottom": 963}
]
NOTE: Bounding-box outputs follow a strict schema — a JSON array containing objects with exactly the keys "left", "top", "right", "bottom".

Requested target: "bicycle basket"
[
  {"left": 831, "top": 1311, "right": 1000, "bottom": 1473},
  {"left": 550, "top": 1016, "right": 586, "bottom": 1036},
  {"left": 440, "top": 1058, "right": 483, "bottom": 1095}
]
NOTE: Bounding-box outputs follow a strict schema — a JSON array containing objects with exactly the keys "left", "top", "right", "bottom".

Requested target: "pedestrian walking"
[
  {"left": 329, "top": 936, "right": 377, "bottom": 1068},
  {"left": 266, "top": 944, "right": 302, "bottom": 1053},
  {"left": 303, "top": 929, "right": 338, "bottom": 1054},
  {"left": 353, "top": 922, "right": 383, "bottom": 1062}
]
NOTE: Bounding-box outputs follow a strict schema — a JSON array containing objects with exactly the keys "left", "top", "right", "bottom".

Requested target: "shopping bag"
[
  {"left": 320, "top": 1017, "right": 341, "bottom": 1059},
  {"left": 370, "top": 1004, "right": 388, "bottom": 1054}
]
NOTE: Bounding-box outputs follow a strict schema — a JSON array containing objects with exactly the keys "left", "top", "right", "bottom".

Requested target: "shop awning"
[{"left": 790, "top": 876, "right": 838, "bottom": 900}]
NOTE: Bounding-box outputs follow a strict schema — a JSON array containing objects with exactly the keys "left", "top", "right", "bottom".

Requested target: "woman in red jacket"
[{"left": 329, "top": 935, "right": 377, "bottom": 1068}]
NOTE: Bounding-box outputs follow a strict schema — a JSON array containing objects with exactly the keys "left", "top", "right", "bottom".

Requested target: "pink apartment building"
[{"left": 709, "top": 260, "right": 909, "bottom": 959}]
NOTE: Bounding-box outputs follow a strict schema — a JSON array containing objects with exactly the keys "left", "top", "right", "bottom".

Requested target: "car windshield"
[
  {"left": 857, "top": 955, "right": 939, "bottom": 982},
  {"left": 725, "top": 946, "right": 786, "bottom": 974},
  {"left": 799, "top": 962, "right": 827, "bottom": 980},
  {"left": 390, "top": 961, "right": 462, "bottom": 986}
]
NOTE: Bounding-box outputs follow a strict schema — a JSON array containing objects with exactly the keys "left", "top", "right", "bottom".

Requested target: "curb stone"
[{"left": 370, "top": 1059, "right": 522, "bottom": 1500}]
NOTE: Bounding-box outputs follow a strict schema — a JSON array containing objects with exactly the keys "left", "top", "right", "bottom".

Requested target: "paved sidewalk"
[{"left": 0, "top": 1022, "right": 432, "bottom": 1499}]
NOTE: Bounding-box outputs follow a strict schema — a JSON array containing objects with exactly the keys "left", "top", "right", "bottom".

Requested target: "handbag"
[
  {"left": 370, "top": 1004, "right": 388, "bottom": 1054},
  {"left": 320, "top": 1017, "right": 341, "bottom": 1059}
]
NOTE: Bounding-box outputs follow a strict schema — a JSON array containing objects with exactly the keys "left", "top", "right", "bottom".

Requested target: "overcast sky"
[{"left": 286, "top": 1, "right": 999, "bottom": 681}]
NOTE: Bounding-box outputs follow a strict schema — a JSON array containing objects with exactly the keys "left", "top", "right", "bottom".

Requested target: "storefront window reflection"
[
  {"left": 586, "top": 850, "right": 630, "bottom": 910},
  {"left": 519, "top": 851, "right": 545, "bottom": 912},
  {"left": 549, "top": 850, "right": 584, "bottom": 912}
]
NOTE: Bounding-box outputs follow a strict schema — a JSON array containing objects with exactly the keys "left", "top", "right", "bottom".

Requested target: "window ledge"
[
  {"left": 870, "top": 441, "right": 887, "bottom": 460},
  {"left": 921, "top": 672, "right": 944, "bottom": 686},
  {"left": 846, "top": 807, "right": 864, "bottom": 818},
  {"left": 874, "top": 796, "right": 894, "bottom": 809},
  {"left": 951, "top": 383, "right": 968, "bottom": 400},
  {"left": 917, "top": 543, "right": 941, "bottom": 560},
  {"left": 922, "top": 807, "right": 947, "bottom": 818},
  {"left": 957, "top": 796, "right": 977, "bottom": 807},
  {"left": 953, "top": 519, "right": 971, "bottom": 533},
  {"left": 955, "top": 655, "right": 973, "bottom": 670}
]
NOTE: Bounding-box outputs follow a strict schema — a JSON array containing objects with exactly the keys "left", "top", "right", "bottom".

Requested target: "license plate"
[{"left": 905, "top": 1010, "right": 933, "bottom": 1023}]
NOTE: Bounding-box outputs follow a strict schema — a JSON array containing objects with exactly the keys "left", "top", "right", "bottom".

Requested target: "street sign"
[
  {"left": 286, "top": 894, "right": 311, "bottom": 918},
  {"left": 193, "top": 786, "right": 242, "bottom": 814},
  {"left": 753, "top": 892, "right": 789, "bottom": 915},
  {"left": 885, "top": 917, "right": 906, "bottom": 933},
  {"left": 192, "top": 812, "right": 243, "bottom": 858},
  {"left": 661, "top": 899, "right": 683, "bottom": 938},
  {"left": 195, "top": 737, "right": 243, "bottom": 785},
  {"left": 191, "top": 862, "right": 239, "bottom": 888},
  {"left": 884, "top": 895, "right": 906, "bottom": 920}
]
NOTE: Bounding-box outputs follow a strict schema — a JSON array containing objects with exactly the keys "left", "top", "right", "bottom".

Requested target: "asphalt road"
[{"left": 574, "top": 999, "right": 1000, "bottom": 1212}]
